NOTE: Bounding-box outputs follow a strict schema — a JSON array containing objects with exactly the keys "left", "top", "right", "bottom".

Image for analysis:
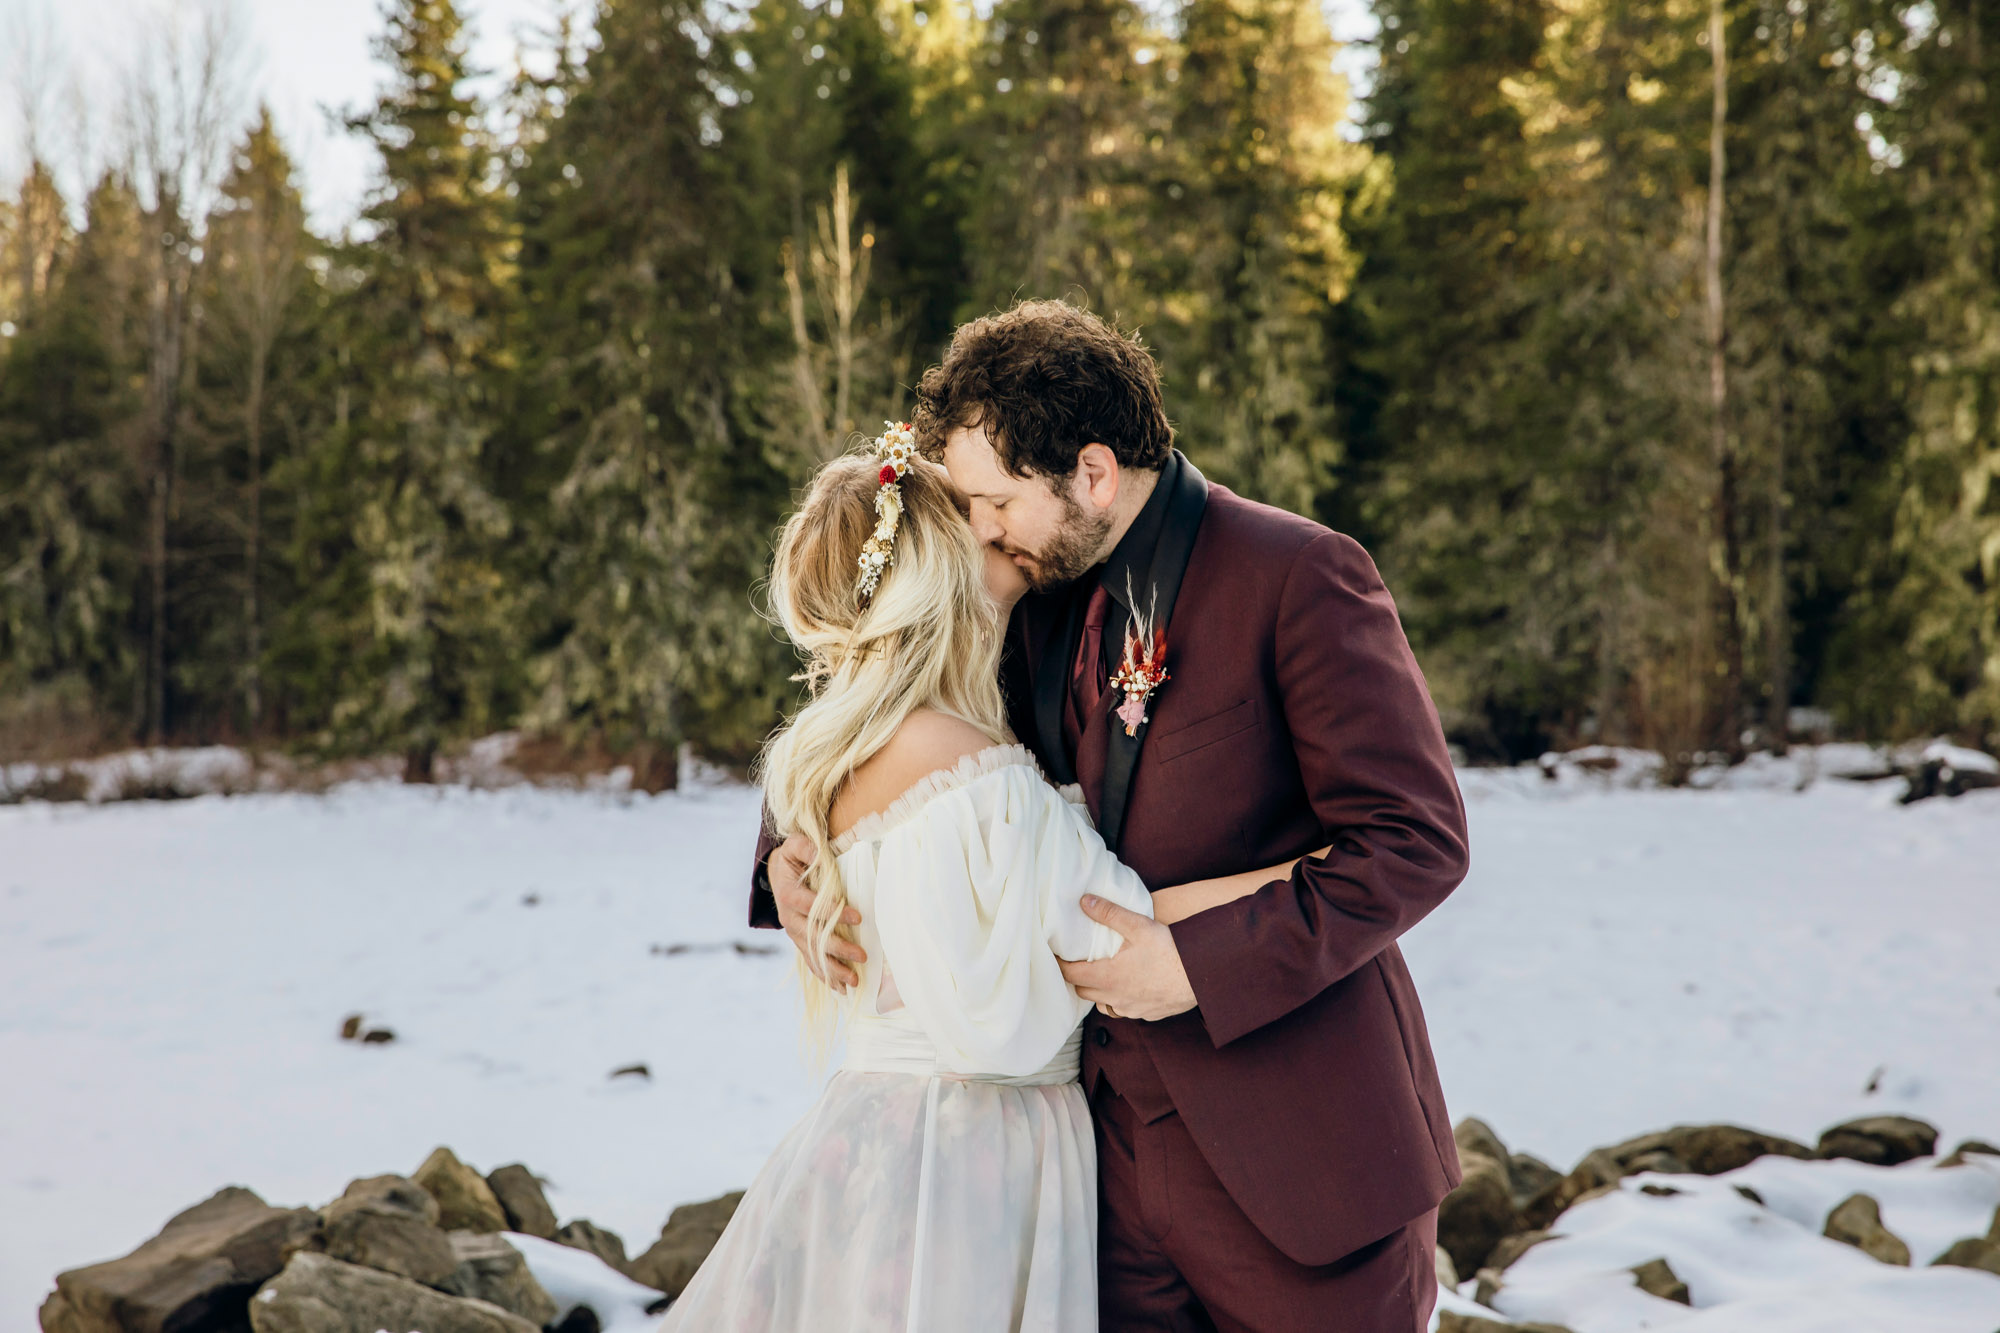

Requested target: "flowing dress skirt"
[{"left": 658, "top": 1041, "right": 1098, "bottom": 1332}]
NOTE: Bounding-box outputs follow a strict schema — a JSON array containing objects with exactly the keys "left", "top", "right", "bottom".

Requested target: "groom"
[{"left": 751, "top": 300, "right": 1469, "bottom": 1330}]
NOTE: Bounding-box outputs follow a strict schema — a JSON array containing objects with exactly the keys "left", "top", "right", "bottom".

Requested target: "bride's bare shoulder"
[{"left": 833, "top": 711, "right": 1004, "bottom": 832}]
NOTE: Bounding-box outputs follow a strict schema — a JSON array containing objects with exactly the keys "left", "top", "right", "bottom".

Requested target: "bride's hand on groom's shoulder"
[
  {"left": 1060, "top": 896, "right": 1198, "bottom": 1022},
  {"left": 769, "top": 834, "right": 866, "bottom": 992}
]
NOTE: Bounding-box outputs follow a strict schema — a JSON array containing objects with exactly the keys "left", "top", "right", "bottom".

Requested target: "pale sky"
[
  {"left": 0, "top": 0, "right": 580, "bottom": 232},
  {"left": 0, "top": 0, "right": 1375, "bottom": 236}
]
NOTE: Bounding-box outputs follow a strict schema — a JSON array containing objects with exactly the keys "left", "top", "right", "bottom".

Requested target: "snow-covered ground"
[
  {"left": 4, "top": 751, "right": 1998, "bottom": 1328},
  {"left": 1436, "top": 1153, "right": 2000, "bottom": 1331}
]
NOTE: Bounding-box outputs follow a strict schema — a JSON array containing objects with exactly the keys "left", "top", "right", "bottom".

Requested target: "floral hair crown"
[{"left": 855, "top": 421, "right": 917, "bottom": 605}]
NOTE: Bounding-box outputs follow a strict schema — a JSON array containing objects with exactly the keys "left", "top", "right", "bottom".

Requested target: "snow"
[
  {"left": 1922, "top": 740, "right": 2000, "bottom": 776},
  {"left": 0, "top": 745, "right": 261, "bottom": 803},
  {"left": 1, "top": 777, "right": 818, "bottom": 1326},
  {"left": 1476, "top": 1158, "right": 2000, "bottom": 1331},
  {"left": 1426, "top": 763, "right": 2000, "bottom": 1167},
  {"left": 504, "top": 1232, "right": 663, "bottom": 1333},
  {"left": 4, "top": 746, "right": 1998, "bottom": 1328}
]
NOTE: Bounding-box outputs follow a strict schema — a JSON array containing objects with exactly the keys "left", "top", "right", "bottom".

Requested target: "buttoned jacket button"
[{"left": 1093, "top": 1026, "right": 1111, "bottom": 1047}]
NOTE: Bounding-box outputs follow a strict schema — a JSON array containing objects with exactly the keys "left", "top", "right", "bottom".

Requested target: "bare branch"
[{"left": 121, "top": 0, "right": 249, "bottom": 232}]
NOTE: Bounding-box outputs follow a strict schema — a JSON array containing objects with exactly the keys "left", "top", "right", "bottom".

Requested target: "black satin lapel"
[
  {"left": 1032, "top": 591, "right": 1082, "bottom": 785},
  {"left": 1097, "top": 454, "right": 1210, "bottom": 852},
  {"left": 999, "top": 625, "right": 1035, "bottom": 752}
]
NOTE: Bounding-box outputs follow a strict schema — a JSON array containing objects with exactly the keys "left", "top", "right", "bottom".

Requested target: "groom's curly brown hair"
[{"left": 912, "top": 299, "right": 1174, "bottom": 482}]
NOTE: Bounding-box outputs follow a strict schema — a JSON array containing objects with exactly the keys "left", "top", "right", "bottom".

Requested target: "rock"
[
  {"left": 1487, "top": 1229, "right": 1556, "bottom": 1273},
  {"left": 248, "top": 1251, "right": 538, "bottom": 1333},
  {"left": 555, "top": 1219, "right": 630, "bottom": 1274},
  {"left": 1630, "top": 1256, "right": 1691, "bottom": 1304},
  {"left": 1932, "top": 1237, "right": 2000, "bottom": 1277},
  {"left": 1522, "top": 1148, "right": 1623, "bottom": 1230},
  {"left": 317, "top": 1174, "right": 456, "bottom": 1287},
  {"left": 549, "top": 1307, "right": 602, "bottom": 1333},
  {"left": 328, "top": 1174, "right": 440, "bottom": 1225},
  {"left": 1434, "top": 1246, "right": 1459, "bottom": 1288},
  {"left": 339, "top": 1014, "right": 363, "bottom": 1040},
  {"left": 1472, "top": 1267, "right": 1504, "bottom": 1307},
  {"left": 442, "top": 1232, "right": 559, "bottom": 1326},
  {"left": 1734, "top": 1185, "right": 1765, "bottom": 1205},
  {"left": 627, "top": 1192, "right": 745, "bottom": 1298},
  {"left": 1608, "top": 1124, "right": 1813, "bottom": 1177},
  {"left": 1452, "top": 1120, "right": 1568, "bottom": 1218},
  {"left": 1938, "top": 1139, "right": 2000, "bottom": 1169},
  {"left": 1519, "top": 1126, "right": 1814, "bottom": 1230},
  {"left": 1507, "top": 1154, "right": 1562, "bottom": 1212},
  {"left": 1899, "top": 754, "right": 2000, "bottom": 803},
  {"left": 1992, "top": 1202, "right": 2000, "bottom": 1244},
  {"left": 1436, "top": 1152, "right": 1520, "bottom": 1281},
  {"left": 414, "top": 1147, "right": 510, "bottom": 1233},
  {"left": 1623, "top": 1149, "right": 1692, "bottom": 1176},
  {"left": 1816, "top": 1116, "right": 1939, "bottom": 1166},
  {"left": 486, "top": 1164, "right": 559, "bottom": 1240},
  {"left": 40, "top": 1186, "right": 317, "bottom": 1333},
  {"left": 1437, "top": 1313, "right": 1577, "bottom": 1333},
  {"left": 1823, "top": 1193, "right": 1912, "bottom": 1265},
  {"left": 1455, "top": 1118, "right": 1511, "bottom": 1167}
]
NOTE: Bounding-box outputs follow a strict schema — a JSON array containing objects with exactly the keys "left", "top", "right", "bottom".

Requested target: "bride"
[{"left": 660, "top": 429, "right": 1311, "bottom": 1332}]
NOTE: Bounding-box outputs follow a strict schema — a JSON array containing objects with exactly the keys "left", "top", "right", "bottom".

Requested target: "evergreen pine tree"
[
  {"left": 1721, "top": 0, "right": 1896, "bottom": 747},
  {"left": 513, "top": 0, "right": 789, "bottom": 784},
  {"left": 1871, "top": 0, "right": 2000, "bottom": 741},
  {"left": 955, "top": 0, "right": 1167, "bottom": 318},
  {"left": 0, "top": 174, "right": 148, "bottom": 747},
  {"left": 727, "top": 0, "right": 968, "bottom": 357},
  {"left": 1150, "top": 0, "right": 1366, "bottom": 515},
  {"left": 178, "top": 108, "right": 316, "bottom": 736},
  {"left": 288, "top": 0, "right": 516, "bottom": 778},
  {"left": 0, "top": 160, "right": 70, "bottom": 329},
  {"left": 1342, "top": 0, "right": 1551, "bottom": 755}
]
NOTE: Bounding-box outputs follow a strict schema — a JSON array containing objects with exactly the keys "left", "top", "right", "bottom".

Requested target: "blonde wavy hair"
[{"left": 756, "top": 450, "right": 1011, "bottom": 1037}]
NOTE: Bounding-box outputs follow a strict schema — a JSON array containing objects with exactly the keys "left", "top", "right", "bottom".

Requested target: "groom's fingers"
[{"left": 1079, "top": 894, "right": 1152, "bottom": 940}]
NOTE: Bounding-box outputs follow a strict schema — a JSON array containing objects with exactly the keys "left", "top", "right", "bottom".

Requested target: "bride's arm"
[{"left": 1149, "top": 847, "right": 1334, "bottom": 926}]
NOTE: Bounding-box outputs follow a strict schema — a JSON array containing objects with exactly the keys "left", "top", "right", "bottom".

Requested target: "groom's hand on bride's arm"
[
  {"left": 1059, "top": 896, "right": 1196, "bottom": 1021},
  {"left": 768, "top": 834, "right": 867, "bottom": 992}
]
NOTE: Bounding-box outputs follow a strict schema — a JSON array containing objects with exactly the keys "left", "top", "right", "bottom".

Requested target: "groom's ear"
[{"left": 1076, "top": 442, "right": 1120, "bottom": 511}]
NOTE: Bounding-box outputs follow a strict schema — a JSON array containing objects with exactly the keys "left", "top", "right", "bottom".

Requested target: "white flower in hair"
[{"left": 856, "top": 422, "right": 917, "bottom": 604}]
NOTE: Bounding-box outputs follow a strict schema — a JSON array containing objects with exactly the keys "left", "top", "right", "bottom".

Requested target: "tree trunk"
[
  {"left": 1705, "top": 0, "right": 1745, "bottom": 762},
  {"left": 403, "top": 741, "right": 436, "bottom": 784},
  {"left": 149, "top": 464, "right": 169, "bottom": 745},
  {"left": 829, "top": 164, "right": 857, "bottom": 444},
  {"left": 245, "top": 338, "right": 266, "bottom": 732},
  {"left": 1764, "top": 384, "right": 1790, "bottom": 754},
  {"left": 147, "top": 263, "right": 186, "bottom": 747}
]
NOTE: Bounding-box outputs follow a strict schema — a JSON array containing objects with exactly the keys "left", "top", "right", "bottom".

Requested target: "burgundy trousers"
[{"left": 1093, "top": 1081, "right": 1440, "bottom": 1333}]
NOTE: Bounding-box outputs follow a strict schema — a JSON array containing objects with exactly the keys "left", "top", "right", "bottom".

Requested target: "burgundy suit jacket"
[{"left": 750, "top": 453, "right": 1468, "bottom": 1265}]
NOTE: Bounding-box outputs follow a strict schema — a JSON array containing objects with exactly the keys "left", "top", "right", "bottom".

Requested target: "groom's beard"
[{"left": 1015, "top": 489, "right": 1113, "bottom": 593}]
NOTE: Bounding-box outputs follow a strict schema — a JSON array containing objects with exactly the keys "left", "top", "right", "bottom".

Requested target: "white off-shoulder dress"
[{"left": 658, "top": 744, "right": 1155, "bottom": 1333}]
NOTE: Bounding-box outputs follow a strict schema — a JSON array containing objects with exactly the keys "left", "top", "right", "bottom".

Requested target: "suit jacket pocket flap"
[{"left": 1152, "top": 699, "right": 1260, "bottom": 763}]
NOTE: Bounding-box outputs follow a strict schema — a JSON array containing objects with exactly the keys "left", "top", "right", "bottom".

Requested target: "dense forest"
[{"left": 0, "top": 0, "right": 1995, "bottom": 783}]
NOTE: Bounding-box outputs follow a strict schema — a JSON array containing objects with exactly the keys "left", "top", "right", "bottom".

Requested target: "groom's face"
[{"left": 942, "top": 423, "right": 1112, "bottom": 593}]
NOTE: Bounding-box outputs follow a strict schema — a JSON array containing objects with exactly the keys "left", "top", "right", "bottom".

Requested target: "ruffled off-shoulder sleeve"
[{"left": 869, "top": 761, "right": 1156, "bottom": 1078}]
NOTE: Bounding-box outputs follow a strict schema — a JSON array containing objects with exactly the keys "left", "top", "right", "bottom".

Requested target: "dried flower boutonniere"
[{"left": 1108, "top": 576, "right": 1170, "bottom": 737}]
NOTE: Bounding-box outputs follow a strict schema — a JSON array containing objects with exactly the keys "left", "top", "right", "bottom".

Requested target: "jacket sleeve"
[
  {"left": 748, "top": 809, "right": 781, "bottom": 929},
  {"left": 1168, "top": 531, "right": 1469, "bottom": 1047}
]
